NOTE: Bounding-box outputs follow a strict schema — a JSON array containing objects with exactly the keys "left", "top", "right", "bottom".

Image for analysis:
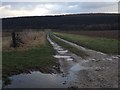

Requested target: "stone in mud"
[
  {"left": 112, "top": 56, "right": 119, "bottom": 59},
  {"left": 54, "top": 55, "right": 71, "bottom": 59},
  {"left": 62, "top": 74, "right": 66, "bottom": 77},
  {"left": 57, "top": 50, "right": 68, "bottom": 54},
  {"left": 62, "top": 81, "right": 67, "bottom": 84},
  {"left": 66, "top": 58, "right": 73, "bottom": 61}
]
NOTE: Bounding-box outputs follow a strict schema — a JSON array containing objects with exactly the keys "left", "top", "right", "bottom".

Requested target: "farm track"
[{"left": 49, "top": 34, "right": 119, "bottom": 88}]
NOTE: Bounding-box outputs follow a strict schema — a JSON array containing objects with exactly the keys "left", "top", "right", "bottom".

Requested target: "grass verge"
[
  {"left": 54, "top": 32, "right": 119, "bottom": 55},
  {"left": 49, "top": 33, "right": 88, "bottom": 58}
]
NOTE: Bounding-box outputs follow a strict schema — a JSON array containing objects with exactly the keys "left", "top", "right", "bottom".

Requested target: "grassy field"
[
  {"left": 2, "top": 31, "right": 57, "bottom": 85},
  {"left": 54, "top": 32, "right": 119, "bottom": 55},
  {"left": 49, "top": 33, "right": 88, "bottom": 58},
  {"left": 56, "top": 30, "right": 119, "bottom": 39}
]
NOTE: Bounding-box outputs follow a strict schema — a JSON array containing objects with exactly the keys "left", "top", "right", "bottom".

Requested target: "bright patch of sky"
[{"left": 0, "top": 0, "right": 119, "bottom": 18}]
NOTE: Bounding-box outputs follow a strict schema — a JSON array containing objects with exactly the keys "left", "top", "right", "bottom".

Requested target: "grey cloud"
[
  {"left": 0, "top": 2, "right": 118, "bottom": 17},
  {"left": 2, "top": 2, "right": 117, "bottom": 9}
]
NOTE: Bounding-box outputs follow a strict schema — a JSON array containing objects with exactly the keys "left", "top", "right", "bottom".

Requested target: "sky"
[{"left": 0, "top": 0, "right": 119, "bottom": 18}]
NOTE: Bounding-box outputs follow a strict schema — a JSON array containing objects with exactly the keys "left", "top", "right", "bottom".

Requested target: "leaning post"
[{"left": 12, "top": 32, "right": 16, "bottom": 48}]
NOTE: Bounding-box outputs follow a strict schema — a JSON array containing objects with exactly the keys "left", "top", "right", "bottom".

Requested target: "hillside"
[{"left": 2, "top": 13, "right": 119, "bottom": 31}]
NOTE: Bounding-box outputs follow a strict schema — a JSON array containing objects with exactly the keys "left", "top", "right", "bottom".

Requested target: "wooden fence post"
[{"left": 12, "top": 32, "right": 17, "bottom": 48}]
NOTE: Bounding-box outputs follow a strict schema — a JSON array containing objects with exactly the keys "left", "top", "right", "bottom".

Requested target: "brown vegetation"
[
  {"left": 56, "top": 30, "right": 119, "bottom": 39},
  {"left": 2, "top": 30, "right": 46, "bottom": 51},
  {"left": 19, "top": 30, "right": 46, "bottom": 48},
  {"left": 2, "top": 36, "right": 12, "bottom": 50}
]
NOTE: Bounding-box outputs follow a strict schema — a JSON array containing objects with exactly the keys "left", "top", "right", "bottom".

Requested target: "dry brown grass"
[
  {"left": 2, "top": 36, "right": 12, "bottom": 50},
  {"left": 20, "top": 30, "right": 46, "bottom": 49},
  {"left": 57, "top": 30, "right": 119, "bottom": 39},
  {"left": 2, "top": 30, "right": 46, "bottom": 51}
]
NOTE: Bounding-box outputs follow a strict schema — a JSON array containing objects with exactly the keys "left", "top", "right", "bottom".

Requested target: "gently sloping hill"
[
  {"left": 49, "top": 34, "right": 88, "bottom": 58},
  {"left": 54, "top": 32, "right": 119, "bottom": 55}
]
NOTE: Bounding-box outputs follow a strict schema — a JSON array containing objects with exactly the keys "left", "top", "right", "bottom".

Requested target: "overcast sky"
[{"left": 0, "top": 0, "right": 119, "bottom": 18}]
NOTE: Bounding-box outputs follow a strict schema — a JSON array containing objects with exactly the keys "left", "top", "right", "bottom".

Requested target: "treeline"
[{"left": 2, "top": 13, "right": 119, "bottom": 31}]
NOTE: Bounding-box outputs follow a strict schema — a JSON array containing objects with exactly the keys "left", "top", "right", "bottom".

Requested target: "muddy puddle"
[
  {"left": 4, "top": 35, "right": 119, "bottom": 88},
  {"left": 5, "top": 72, "right": 72, "bottom": 88}
]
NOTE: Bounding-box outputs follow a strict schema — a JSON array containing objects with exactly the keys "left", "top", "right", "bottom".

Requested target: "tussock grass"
[
  {"left": 2, "top": 30, "right": 46, "bottom": 51},
  {"left": 20, "top": 30, "right": 46, "bottom": 49}
]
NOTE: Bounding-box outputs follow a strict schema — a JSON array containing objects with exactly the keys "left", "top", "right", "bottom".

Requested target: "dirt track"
[{"left": 49, "top": 35, "right": 119, "bottom": 88}]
